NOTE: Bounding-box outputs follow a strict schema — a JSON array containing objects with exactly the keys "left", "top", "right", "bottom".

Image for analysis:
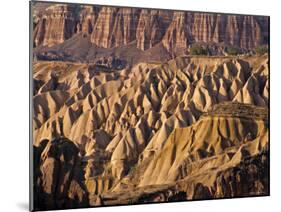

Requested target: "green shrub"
[
  {"left": 226, "top": 46, "right": 241, "bottom": 55},
  {"left": 190, "top": 44, "right": 208, "bottom": 56},
  {"left": 254, "top": 45, "right": 268, "bottom": 55}
]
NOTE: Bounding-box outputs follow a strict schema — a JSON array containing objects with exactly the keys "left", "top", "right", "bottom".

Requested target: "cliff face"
[
  {"left": 78, "top": 6, "right": 100, "bottom": 35},
  {"left": 32, "top": 3, "right": 269, "bottom": 210},
  {"left": 33, "top": 4, "right": 79, "bottom": 47},
  {"left": 162, "top": 12, "right": 191, "bottom": 52},
  {"left": 90, "top": 7, "right": 141, "bottom": 48},
  {"left": 136, "top": 9, "right": 173, "bottom": 50},
  {"left": 33, "top": 3, "right": 269, "bottom": 51}
]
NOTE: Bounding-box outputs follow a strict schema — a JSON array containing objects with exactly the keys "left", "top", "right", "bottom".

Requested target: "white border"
[{"left": 0, "top": 0, "right": 279, "bottom": 212}]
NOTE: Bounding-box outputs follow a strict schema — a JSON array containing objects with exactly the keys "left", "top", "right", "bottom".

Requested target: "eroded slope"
[{"left": 33, "top": 55, "right": 269, "bottom": 209}]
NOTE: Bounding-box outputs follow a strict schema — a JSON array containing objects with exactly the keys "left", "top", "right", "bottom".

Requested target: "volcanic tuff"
[
  {"left": 32, "top": 2, "right": 269, "bottom": 210},
  {"left": 33, "top": 54, "right": 269, "bottom": 209},
  {"left": 33, "top": 3, "right": 269, "bottom": 51}
]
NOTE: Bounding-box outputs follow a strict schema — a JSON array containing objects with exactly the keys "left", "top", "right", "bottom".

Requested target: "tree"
[
  {"left": 190, "top": 44, "right": 208, "bottom": 56},
  {"left": 226, "top": 46, "right": 241, "bottom": 55},
  {"left": 254, "top": 46, "right": 268, "bottom": 55}
]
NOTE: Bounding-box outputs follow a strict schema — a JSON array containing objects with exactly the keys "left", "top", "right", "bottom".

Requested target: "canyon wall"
[{"left": 33, "top": 3, "right": 269, "bottom": 50}]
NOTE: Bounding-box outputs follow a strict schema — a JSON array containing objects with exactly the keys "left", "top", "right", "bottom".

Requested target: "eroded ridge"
[{"left": 33, "top": 55, "right": 269, "bottom": 210}]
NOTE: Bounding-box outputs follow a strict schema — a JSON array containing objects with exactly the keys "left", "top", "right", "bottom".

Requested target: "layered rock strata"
[{"left": 33, "top": 3, "right": 269, "bottom": 51}]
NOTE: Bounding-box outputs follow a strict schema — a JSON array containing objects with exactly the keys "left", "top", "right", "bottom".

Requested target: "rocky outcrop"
[
  {"left": 89, "top": 103, "right": 268, "bottom": 206},
  {"left": 33, "top": 3, "right": 269, "bottom": 51},
  {"left": 94, "top": 151, "right": 268, "bottom": 206},
  {"left": 91, "top": 7, "right": 141, "bottom": 48},
  {"left": 184, "top": 13, "right": 269, "bottom": 49},
  {"left": 33, "top": 55, "right": 269, "bottom": 179},
  {"left": 32, "top": 54, "right": 269, "bottom": 209},
  {"left": 33, "top": 138, "right": 88, "bottom": 210},
  {"left": 32, "top": 3, "right": 269, "bottom": 210},
  {"left": 162, "top": 12, "right": 191, "bottom": 53},
  {"left": 139, "top": 102, "right": 268, "bottom": 186},
  {"left": 136, "top": 10, "right": 172, "bottom": 50},
  {"left": 33, "top": 4, "right": 80, "bottom": 47},
  {"left": 78, "top": 6, "right": 100, "bottom": 35}
]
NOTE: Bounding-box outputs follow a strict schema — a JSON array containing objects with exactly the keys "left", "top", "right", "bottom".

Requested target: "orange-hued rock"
[
  {"left": 32, "top": 2, "right": 269, "bottom": 210},
  {"left": 33, "top": 4, "right": 78, "bottom": 47},
  {"left": 162, "top": 12, "right": 191, "bottom": 53},
  {"left": 33, "top": 3, "right": 269, "bottom": 51},
  {"left": 33, "top": 55, "right": 268, "bottom": 160},
  {"left": 139, "top": 103, "right": 268, "bottom": 186},
  {"left": 33, "top": 54, "right": 269, "bottom": 208},
  {"left": 87, "top": 103, "right": 268, "bottom": 205},
  {"left": 91, "top": 7, "right": 141, "bottom": 48},
  {"left": 136, "top": 9, "right": 171, "bottom": 50},
  {"left": 33, "top": 55, "right": 268, "bottom": 208},
  {"left": 79, "top": 6, "right": 100, "bottom": 35}
]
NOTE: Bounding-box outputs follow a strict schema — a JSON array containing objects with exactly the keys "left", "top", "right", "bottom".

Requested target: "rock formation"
[
  {"left": 32, "top": 2, "right": 269, "bottom": 210},
  {"left": 32, "top": 53, "right": 269, "bottom": 209},
  {"left": 33, "top": 4, "right": 79, "bottom": 47},
  {"left": 33, "top": 3, "right": 269, "bottom": 51},
  {"left": 33, "top": 137, "right": 88, "bottom": 210}
]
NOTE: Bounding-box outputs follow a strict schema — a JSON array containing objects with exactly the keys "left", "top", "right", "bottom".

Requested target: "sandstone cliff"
[{"left": 33, "top": 3, "right": 269, "bottom": 52}]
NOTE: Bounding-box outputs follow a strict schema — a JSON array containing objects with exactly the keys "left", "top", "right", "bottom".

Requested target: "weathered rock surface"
[
  {"left": 33, "top": 137, "right": 89, "bottom": 210},
  {"left": 32, "top": 2, "right": 269, "bottom": 210},
  {"left": 33, "top": 3, "right": 269, "bottom": 51},
  {"left": 85, "top": 102, "right": 268, "bottom": 205},
  {"left": 33, "top": 4, "right": 79, "bottom": 47},
  {"left": 95, "top": 151, "right": 268, "bottom": 205},
  {"left": 32, "top": 54, "right": 268, "bottom": 209}
]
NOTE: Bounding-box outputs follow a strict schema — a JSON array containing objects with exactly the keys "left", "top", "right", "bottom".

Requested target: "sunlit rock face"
[
  {"left": 32, "top": 2, "right": 269, "bottom": 210},
  {"left": 33, "top": 3, "right": 269, "bottom": 50}
]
